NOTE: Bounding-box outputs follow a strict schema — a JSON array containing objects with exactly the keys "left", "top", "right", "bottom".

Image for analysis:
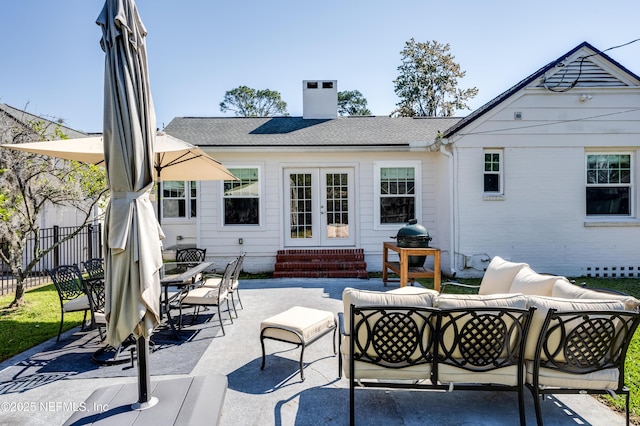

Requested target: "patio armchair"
[
  {"left": 82, "top": 258, "right": 104, "bottom": 283},
  {"left": 82, "top": 267, "right": 107, "bottom": 341},
  {"left": 47, "top": 264, "right": 91, "bottom": 342},
  {"left": 178, "top": 258, "right": 237, "bottom": 335},
  {"left": 176, "top": 248, "right": 207, "bottom": 266},
  {"left": 201, "top": 253, "right": 245, "bottom": 317}
]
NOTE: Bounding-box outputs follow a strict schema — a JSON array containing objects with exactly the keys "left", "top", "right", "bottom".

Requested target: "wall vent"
[{"left": 586, "top": 265, "right": 640, "bottom": 278}]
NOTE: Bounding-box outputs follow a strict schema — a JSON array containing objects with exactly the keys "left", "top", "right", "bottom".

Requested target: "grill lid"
[{"left": 396, "top": 219, "right": 430, "bottom": 241}]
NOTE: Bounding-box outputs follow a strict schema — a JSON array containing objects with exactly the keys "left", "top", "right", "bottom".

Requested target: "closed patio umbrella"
[{"left": 97, "top": 0, "right": 161, "bottom": 409}]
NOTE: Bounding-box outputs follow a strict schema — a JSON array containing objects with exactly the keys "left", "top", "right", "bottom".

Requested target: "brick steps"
[{"left": 274, "top": 249, "right": 368, "bottom": 279}]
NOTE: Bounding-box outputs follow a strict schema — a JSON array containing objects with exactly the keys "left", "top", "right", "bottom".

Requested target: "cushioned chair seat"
[
  {"left": 63, "top": 294, "right": 90, "bottom": 312},
  {"left": 438, "top": 364, "right": 520, "bottom": 386},
  {"left": 343, "top": 356, "right": 432, "bottom": 380},
  {"left": 181, "top": 287, "right": 229, "bottom": 305},
  {"left": 525, "top": 361, "right": 619, "bottom": 390}
]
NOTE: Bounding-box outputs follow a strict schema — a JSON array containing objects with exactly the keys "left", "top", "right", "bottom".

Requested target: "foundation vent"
[{"left": 586, "top": 266, "right": 640, "bottom": 278}]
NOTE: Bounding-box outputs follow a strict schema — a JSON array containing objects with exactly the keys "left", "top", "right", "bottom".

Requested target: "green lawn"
[
  {"left": 0, "top": 284, "right": 85, "bottom": 362},
  {"left": 1, "top": 276, "right": 639, "bottom": 422}
]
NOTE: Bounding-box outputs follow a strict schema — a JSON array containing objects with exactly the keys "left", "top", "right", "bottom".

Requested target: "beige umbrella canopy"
[{"left": 0, "top": 132, "right": 236, "bottom": 182}]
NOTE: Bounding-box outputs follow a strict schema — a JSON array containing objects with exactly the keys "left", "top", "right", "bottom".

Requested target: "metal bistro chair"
[
  {"left": 201, "top": 253, "right": 245, "bottom": 317},
  {"left": 83, "top": 258, "right": 104, "bottom": 283},
  {"left": 82, "top": 261, "right": 107, "bottom": 341},
  {"left": 178, "top": 258, "right": 237, "bottom": 335},
  {"left": 176, "top": 248, "right": 207, "bottom": 266},
  {"left": 47, "top": 264, "right": 91, "bottom": 342}
]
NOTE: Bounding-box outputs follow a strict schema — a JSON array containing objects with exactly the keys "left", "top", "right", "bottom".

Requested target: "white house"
[
  {"left": 163, "top": 42, "right": 640, "bottom": 278},
  {"left": 439, "top": 41, "right": 640, "bottom": 278},
  {"left": 163, "top": 80, "right": 459, "bottom": 274}
]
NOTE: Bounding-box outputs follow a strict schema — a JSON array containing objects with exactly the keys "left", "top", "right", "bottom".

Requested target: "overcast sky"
[{"left": 2, "top": 0, "right": 639, "bottom": 133}]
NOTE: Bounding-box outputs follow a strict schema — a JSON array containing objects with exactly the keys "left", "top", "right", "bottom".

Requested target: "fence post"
[
  {"left": 98, "top": 223, "right": 103, "bottom": 258},
  {"left": 87, "top": 224, "right": 94, "bottom": 259},
  {"left": 53, "top": 225, "right": 60, "bottom": 268}
]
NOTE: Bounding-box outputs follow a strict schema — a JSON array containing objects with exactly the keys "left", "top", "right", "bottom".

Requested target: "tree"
[
  {"left": 338, "top": 90, "right": 372, "bottom": 116},
  {"left": 392, "top": 38, "right": 478, "bottom": 117},
  {"left": 219, "top": 86, "right": 288, "bottom": 117},
  {"left": 0, "top": 113, "right": 108, "bottom": 307}
]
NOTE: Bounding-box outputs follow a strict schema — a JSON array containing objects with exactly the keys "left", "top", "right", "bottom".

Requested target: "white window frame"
[
  {"left": 221, "top": 165, "right": 262, "bottom": 227},
  {"left": 483, "top": 149, "right": 503, "bottom": 195},
  {"left": 585, "top": 152, "right": 633, "bottom": 217},
  {"left": 374, "top": 161, "right": 422, "bottom": 230},
  {"left": 161, "top": 180, "right": 197, "bottom": 222}
]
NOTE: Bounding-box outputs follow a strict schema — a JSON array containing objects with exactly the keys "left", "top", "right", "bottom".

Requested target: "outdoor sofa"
[{"left": 339, "top": 256, "right": 640, "bottom": 425}]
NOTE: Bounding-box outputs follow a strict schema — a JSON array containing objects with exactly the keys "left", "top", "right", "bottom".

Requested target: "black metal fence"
[{"left": 0, "top": 224, "right": 102, "bottom": 296}]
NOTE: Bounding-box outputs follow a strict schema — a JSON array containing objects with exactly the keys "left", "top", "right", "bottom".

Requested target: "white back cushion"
[
  {"left": 434, "top": 293, "right": 528, "bottom": 309},
  {"left": 479, "top": 256, "right": 528, "bottom": 295},
  {"left": 342, "top": 287, "right": 437, "bottom": 332},
  {"left": 509, "top": 266, "right": 567, "bottom": 297},
  {"left": 551, "top": 279, "right": 640, "bottom": 311}
]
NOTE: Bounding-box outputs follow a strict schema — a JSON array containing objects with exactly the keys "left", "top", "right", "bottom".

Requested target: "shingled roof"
[
  {"left": 164, "top": 116, "right": 461, "bottom": 149},
  {"left": 0, "top": 103, "right": 89, "bottom": 140}
]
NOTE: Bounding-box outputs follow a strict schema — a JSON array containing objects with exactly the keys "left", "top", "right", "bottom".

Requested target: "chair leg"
[
  {"left": 57, "top": 312, "right": 64, "bottom": 342},
  {"left": 81, "top": 310, "right": 88, "bottom": 330},
  {"left": 226, "top": 299, "right": 233, "bottom": 324},
  {"left": 230, "top": 293, "right": 238, "bottom": 318},
  {"left": 236, "top": 288, "right": 243, "bottom": 309},
  {"left": 217, "top": 304, "right": 225, "bottom": 336},
  {"left": 533, "top": 391, "right": 544, "bottom": 426}
]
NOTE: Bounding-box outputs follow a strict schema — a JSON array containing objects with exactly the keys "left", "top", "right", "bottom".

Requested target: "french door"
[{"left": 284, "top": 168, "right": 355, "bottom": 247}]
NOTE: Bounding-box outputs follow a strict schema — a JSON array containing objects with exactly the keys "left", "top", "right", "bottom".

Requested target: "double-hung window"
[
  {"left": 162, "top": 181, "right": 197, "bottom": 219},
  {"left": 374, "top": 162, "right": 421, "bottom": 227},
  {"left": 586, "top": 153, "right": 631, "bottom": 216},
  {"left": 223, "top": 167, "right": 260, "bottom": 225},
  {"left": 484, "top": 149, "right": 503, "bottom": 194}
]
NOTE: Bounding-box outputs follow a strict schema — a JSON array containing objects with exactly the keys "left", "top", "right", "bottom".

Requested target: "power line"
[
  {"left": 457, "top": 108, "right": 640, "bottom": 136},
  {"left": 543, "top": 38, "right": 640, "bottom": 93}
]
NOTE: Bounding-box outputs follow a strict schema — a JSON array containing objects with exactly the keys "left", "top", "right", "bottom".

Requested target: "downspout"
[{"left": 439, "top": 142, "right": 458, "bottom": 276}]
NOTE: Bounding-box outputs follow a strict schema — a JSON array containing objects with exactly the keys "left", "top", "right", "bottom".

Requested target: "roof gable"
[{"left": 442, "top": 41, "right": 640, "bottom": 138}]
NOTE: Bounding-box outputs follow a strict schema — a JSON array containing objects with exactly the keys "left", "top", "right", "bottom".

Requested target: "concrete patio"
[{"left": 0, "top": 278, "right": 630, "bottom": 425}]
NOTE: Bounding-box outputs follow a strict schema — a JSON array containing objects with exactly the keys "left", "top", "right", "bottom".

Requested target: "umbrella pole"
[
  {"left": 132, "top": 336, "right": 158, "bottom": 410},
  {"left": 156, "top": 158, "right": 162, "bottom": 225}
]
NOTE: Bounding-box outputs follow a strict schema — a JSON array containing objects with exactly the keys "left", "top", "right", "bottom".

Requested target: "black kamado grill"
[{"left": 393, "top": 219, "right": 432, "bottom": 267}]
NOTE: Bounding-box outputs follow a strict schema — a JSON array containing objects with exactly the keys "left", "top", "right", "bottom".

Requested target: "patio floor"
[{"left": 0, "top": 278, "right": 630, "bottom": 425}]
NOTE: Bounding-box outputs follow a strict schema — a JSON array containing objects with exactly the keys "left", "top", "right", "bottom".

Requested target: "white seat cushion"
[
  {"left": 525, "top": 361, "right": 619, "bottom": 390},
  {"left": 438, "top": 364, "right": 520, "bottom": 386},
  {"left": 341, "top": 353, "right": 432, "bottom": 380},
  {"left": 181, "top": 287, "right": 227, "bottom": 305},
  {"left": 63, "top": 295, "right": 89, "bottom": 312},
  {"left": 261, "top": 306, "right": 334, "bottom": 344}
]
